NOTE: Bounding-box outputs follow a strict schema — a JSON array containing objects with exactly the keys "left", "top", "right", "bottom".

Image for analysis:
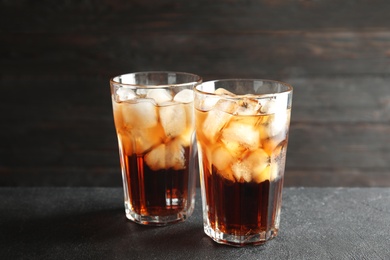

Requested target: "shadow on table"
[
  {"left": 118, "top": 217, "right": 268, "bottom": 258},
  {"left": 0, "top": 208, "right": 124, "bottom": 255},
  {"left": 1, "top": 207, "right": 268, "bottom": 258}
]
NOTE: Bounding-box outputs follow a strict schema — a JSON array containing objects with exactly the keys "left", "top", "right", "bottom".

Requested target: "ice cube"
[
  {"left": 270, "top": 112, "right": 288, "bottom": 136},
  {"left": 178, "top": 128, "right": 194, "bottom": 147},
  {"left": 260, "top": 95, "right": 287, "bottom": 114},
  {"left": 165, "top": 138, "right": 186, "bottom": 170},
  {"left": 215, "top": 99, "right": 239, "bottom": 113},
  {"left": 136, "top": 88, "right": 149, "bottom": 97},
  {"left": 253, "top": 162, "right": 278, "bottom": 183},
  {"left": 262, "top": 112, "right": 288, "bottom": 138},
  {"left": 231, "top": 161, "right": 252, "bottom": 183},
  {"left": 221, "top": 121, "right": 260, "bottom": 151},
  {"left": 249, "top": 149, "right": 270, "bottom": 182},
  {"left": 174, "top": 89, "right": 194, "bottom": 103},
  {"left": 214, "top": 88, "right": 235, "bottom": 96},
  {"left": 195, "top": 88, "right": 236, "bottom": 111},
  {"left": 235, "top": 97, "right": 261, "bottom": 115},
  {"left": 212, "top": 145, "right": 236, "bottom": 182},
  {"left": 212, "top": 145, "right": 234, "bottom": 173},
  {"left": 177, "top": 102, "right": 194, "bottom": 147},
  {"left": 159, "top": 103, "right": 187, "bottom": 138},
  {"left": 251, "top": 148, "right": 271, "bottom": 176},
  {"left": 116, "top": 87, "right": 136, "bottom": 101},
  {"left": 202, "top": 110, "right": 231, "bottom": 143},
  {"left": 252, "top": 166, "right": 268, "bottom": 184},
  {"left": 144, "top": 143, "right": 166, "bottom": 170},
  {"left": 232, "top": 148, "right": 270, "bottom": 183},
  {"left": 132, "top": 124, "right": 165, "bottom": 154},
  {"left": 196, "top": 95, "right": 221, "bottom": 111},
  {"left": 221, "top": 139, "right": 248, "bottom": 159},
  {"left": 146, "top": 89, "right": 173, "bottom": 105},
  {"left": 254, "top": 160, "right": 279, "bottom": 183},
  {"left": 121, "top": 100, "right": 158, "bottom": 129},
  {"left": 201, "top": 99, "right": 238, "bottom": 143},
  {"left": 178, "top": 125, "right": 194, "bottom": 148},
  {"left": 262, "top": 134, "right": 287, "bottom": 155},
  {"left": 118, "top": 101, "right": 165, "bottom": 155}
]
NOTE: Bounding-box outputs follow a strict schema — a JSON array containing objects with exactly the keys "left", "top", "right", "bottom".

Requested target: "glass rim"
[
  {"left": 194, "top": 78, "right": 293, "bottom": 98},
  {"left": 110, "top": 71, "right": 203, "bottom": 89}
]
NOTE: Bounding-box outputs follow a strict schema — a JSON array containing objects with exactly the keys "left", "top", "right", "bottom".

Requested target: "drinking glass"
[
  {"left": 110, "top": 71, "right": 202, "bottom": 225},
  {"left": 194, "top": 79, "right": 293, "bottom": 245}
]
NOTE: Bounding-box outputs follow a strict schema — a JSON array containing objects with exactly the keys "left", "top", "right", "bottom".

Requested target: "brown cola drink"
[
  {"left": 195, "top": 80, "right": 293, "bottom": 246},
  {"left": 110, "top": 72, "right": 201, "bottom": 225},
  {"left": 122, "top": 148, "right": 190, "bottom": 217}
]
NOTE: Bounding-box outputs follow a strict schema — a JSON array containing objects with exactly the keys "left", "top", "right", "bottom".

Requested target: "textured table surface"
[{"left": 1, "top": 187, "right": 390, "bottom": 260}]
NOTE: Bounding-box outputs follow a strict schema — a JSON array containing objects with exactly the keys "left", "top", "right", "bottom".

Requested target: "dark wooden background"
[{"left": 1, "top": 0, "right": 390, "bottom": 187}]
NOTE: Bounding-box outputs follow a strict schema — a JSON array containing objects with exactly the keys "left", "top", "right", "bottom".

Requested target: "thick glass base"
[
  {"left": 125, "top": 211, "right": 187, "bottom": 226},
  {"left": 204, "top": 224, "right": 278, "bottom": 247},
  {"left": 124, "top": 201, "right": 194, "bottom": 226}
]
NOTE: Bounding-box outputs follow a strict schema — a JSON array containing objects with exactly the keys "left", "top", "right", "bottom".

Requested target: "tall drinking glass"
[
  {"left": 110, "top": 71, "right": 202, "bottom": 225},
  {"left": 194, "top": 79, "right": 293, "bottom": 246}
]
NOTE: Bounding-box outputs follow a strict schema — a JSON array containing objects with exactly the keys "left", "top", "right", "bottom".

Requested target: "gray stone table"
[{"left": 1, "top": 187, "right": 390, "bottom": 259}]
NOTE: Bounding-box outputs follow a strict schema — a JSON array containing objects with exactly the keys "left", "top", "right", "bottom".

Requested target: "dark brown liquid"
[
  {"left": 123, "top": 148, "right": 190, "bottom": 216},
  {"left": 204, "top": 166, "right": 283, "bottom": 236}
]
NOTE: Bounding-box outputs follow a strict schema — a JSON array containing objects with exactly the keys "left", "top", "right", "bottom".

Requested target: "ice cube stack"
[
  {"left": 112, "top": 87, "right": 194, "bottom": 171},
  {"left": 196, "top": 88, "right": 290, "bottom": 183}
]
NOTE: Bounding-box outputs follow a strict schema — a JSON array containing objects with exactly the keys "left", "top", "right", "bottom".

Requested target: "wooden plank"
[
  {"left": 2, "top": 0, "right": 390, "bottom": 33},
  {"left": 2, "top": 31, "right": 390, "bottom": 79},
  {"left": 287, "top": 123, "right": 390, "bottom": 169},
  {"left": 1, "top": 77, "right": 389, "bottom": 186},
  {"left": 284, "top": 169, "right": 390, "bottom": 187},
  {"left": 0, "top": 167, "right": 122, "bottom": 187},
  {"left": 1, "top": 0, "right": 390, "bottom": 187},
  {"left": 287, "top": 77, "right": 390, "bottom": 123},
  {"left": 1, "top": 76, "right": 389, "bottom": 125}
]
